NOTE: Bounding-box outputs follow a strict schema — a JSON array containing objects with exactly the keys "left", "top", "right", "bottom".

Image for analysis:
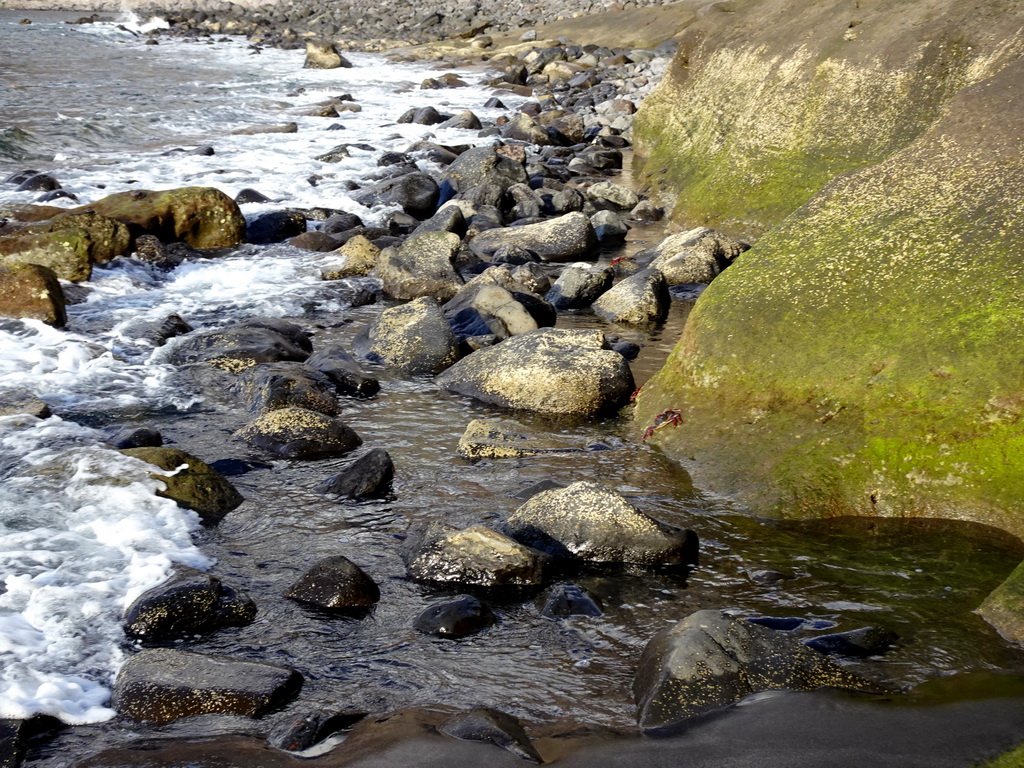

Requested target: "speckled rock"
[
  {"left": 123, "top": 565, "right": 256, "bottom": 642},
  {"left": 0, "top": 263, "right": 66, "bottom": 327},
  {"left": 440, "top": 146, "right": 528, "bottom": 194},
  {"left": 406, "top": 523, "right": 548, "bottom": 588},
  {"left": 304, "top": 39, "right": 352, "bottom": 69},
  {"left": 592, "top": 268, "right": 669, "bottom": 325},
  {"left": 436, "top": 328, "right": 634, "bottom": 416},
  {"left": 73, "top": 187, "right": 246, "bottom": 249},
  {"left": 0, "top": 228, "right": 95, "bottom": 282},
  {"left": 467, "top": 212, "right": 598, "bottom": 263},
  {"left": 321, "top": 235, "right": 380, "bottom": 279},
  {"left": 633, "top": 609, "right": 886, "bottom": 731},
  {"left": 586, "top": 181, "right": 640, "bottom": 211},
  {"left": 413, "top": 594, "right": 496, "bottom": 638},
  {"left": 638, "top": 227, "right": 748, "bottom": 285},
  {"left": 9, "top": 209, "right": 131, "bottom": 266},
  {"left": 111, "top": 648, "right": 302, "bottom": 724},
  {"left": 353, "top": 296, "right": 460, "bottom": 375},
  {"left": 457, "top": 418, "right": 580, "bottom": 460},
  {"left": 0, "top": 387, "right": 51, "bottom": 419},
  {"left": 439, "top": 707, "right": 542, "bottom": 763},
  {"left": 373, "top": 231, "right": 463, "bottom": 301},
  {"left": 233, "top": 407, "right": 363, "bottom": 459},
  {"left": 506, "top": 480, "right": 697, "bottom": 565},
  {"left": 231, "top": 362, "right": 339, "bottom": 415},
  {"left": 168, "top": 318, "right": 312, "bottom": 372},
  {"left": 120, "top": 447, "right": 243, "bottom": 525},
  {"left": 284, "top": 555, "right": 380, "bottom": 610}
]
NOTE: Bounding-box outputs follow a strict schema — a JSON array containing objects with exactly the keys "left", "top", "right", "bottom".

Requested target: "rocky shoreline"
[{"left": 2, "top": 5, "right": 1024, "bottom": 768}]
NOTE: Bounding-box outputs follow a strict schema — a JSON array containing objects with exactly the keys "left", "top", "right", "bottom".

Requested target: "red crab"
[{"left": 641, "top": 408, "right": 684, "bottom": 442}]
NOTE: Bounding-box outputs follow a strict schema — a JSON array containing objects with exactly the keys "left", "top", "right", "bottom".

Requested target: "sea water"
[{"left": 0, "top": 9, "right": 523, "bottom": 724}]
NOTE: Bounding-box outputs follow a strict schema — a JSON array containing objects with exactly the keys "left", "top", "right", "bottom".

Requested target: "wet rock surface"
[
  {"left": 406, "top": 522, "right": 549, "bottom": 589},
  {"left": 633, "top": 610, "right": 887, "bottom": 731},
  {"left": 284, "top": 555, "right": 381, "bottom": 610},
  {"left": 439, "top": 707, "right": 543, "bottom": 763},
  {"left": 111, "top": 648, "right": 303, "bottom": 724},
  {"left": 123, "top": 565, "right": 257, "bottom": 642},
  {"left": 120, "top": 446, "right": 244, "bottom": 525},
  {"left": 413, "top": 594, "right": 497, "bottom": 638}
]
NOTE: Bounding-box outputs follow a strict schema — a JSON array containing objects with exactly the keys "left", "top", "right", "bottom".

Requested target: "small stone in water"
[{"left": 413, "top": 595, "right": 496, "bottom": 638}]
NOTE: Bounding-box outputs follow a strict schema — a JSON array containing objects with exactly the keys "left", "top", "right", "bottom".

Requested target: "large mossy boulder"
[
  {"left": 633, "top": 610, "right": 885, "bottom": 731},
  {"left": 632, "top": 0, "right": 1024, "bottom": 542},
  {"left": 111, "top": 648, "right": 302, "bottom": 724},
  {"left": 121, "top": 447, "right": 243, "bottom": 525},
  {"left": 74, "top": 187, "right": 245, "bottom": 249},
  {"left": 437, "top": 328, "right": 634, "bottom": 416}
]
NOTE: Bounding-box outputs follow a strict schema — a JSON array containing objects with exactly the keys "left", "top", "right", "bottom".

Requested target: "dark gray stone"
[
  {"left": 316, "top": 448, "right": 394, "bottom": 499},
  {"left": 232, "top": 362, "right": 339, "bottom": 415},
  {"left": 284, "top": 555, "right": 380, "bottom": 610},
  {"left": 123, "top": 566, "right": 256, "bottom": 642},
  {"left": 439, "top": 707, "right": 543, "bottom": 763},
  {"left": 304, "top": 344, "right": 380, "bottom": 398},
  {"left": 413, "top": 595, "right": 496, "bottom": 638}
]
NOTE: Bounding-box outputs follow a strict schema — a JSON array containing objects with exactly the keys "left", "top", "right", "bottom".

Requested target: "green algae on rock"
[
  {"left": 120, "top": 447, "right": 244, "bottom": 525},
  {"left": 635, "top": 54, "right": 1024, "bottom": 540},
  {"left": 978, "top": 560, "right": 1024, "bottom": 645},
  {"left": 633, "top": 0, "right": 1024, "bottom": 240}
]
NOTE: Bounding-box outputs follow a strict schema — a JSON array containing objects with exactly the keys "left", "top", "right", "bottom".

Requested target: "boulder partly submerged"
[
  {"left": 233, "top": 407, "right": 362, "bottom": 459},
  {"left": 505, "top": 480, "right": 697, "bottom": 566},
  {"left": 123, "top": 565, "right": 256, "bottom": 642},
  {"left": 353, "top": 296, "right": 460, "bottom": 375},
  {"left": 633, "top": 609, "right": 886, "bottom": 732},
  {"left": 120, "top": 447, "right": 243, "bottom": 525},
  {"left": 406, "top": 523, "right": 548, "bottom": 589},
  {"left": 436, "top": 328, "right": 634, "bottom": 417}
]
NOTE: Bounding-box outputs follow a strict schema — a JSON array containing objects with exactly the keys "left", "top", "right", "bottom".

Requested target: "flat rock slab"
[
  {"left": 633, "top": 609, "right": 886, "bottom": 731},
  {"left": 112, "top": 649, "right": 302, "bottom": 724}
]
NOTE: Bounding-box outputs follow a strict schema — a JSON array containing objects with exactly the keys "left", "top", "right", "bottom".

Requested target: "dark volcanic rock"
[
  {"left": 440, "top": 146, "right": 528, "bottom": 194},
  {"left": 352, "top": 172, "right": 440, "bottom": 219},
  {"left": 168, "top": 318, "right": 312, "bottom": 371},
  {"left": 246, "top": 210, "right": 307, "bottom": 245},
  {"left": 304, "top": 344, "right": 381, "bottom": 398},
  {"left": 112, "top": 648, "right": 302, "bottom": 724},
  {"left": 123, "top": 565, "right": 256, "bottom": 642},
  {"left": 233, "top": 407, "right": 363, "bottom": 459},
  {"left": 413, "top": 594, "right": 496, "bottom": 638},
  {"left": 545, "top": 264, "right": 613, "bottom": 310},
  {"left": 268, "top": 710, "right": 368, "bottom": 752},
  {"left": 804, "top": 626, "right": 899, "bottom": 657},
  {"left": 538, "top": 582, "right": 603, "bottom": 618},
  {"left": 284, "top": 555, "right": 380, "bottom": 610},
  {"left": 633, "top": 610, "right": 886, "bottom": 731},
  {"left": 316, "top": 448, "right": 394, "bottom": 499},
  {"left": 120, "top": 447, "right": 244, "bottom": 525},
  {"left": 506, "top": 480, "right": 697, "bottom": 566}
]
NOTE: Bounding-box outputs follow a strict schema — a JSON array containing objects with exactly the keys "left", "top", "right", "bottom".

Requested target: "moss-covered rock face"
[
  {"left": 81, "top": 187, "right": 245, "bottom": 249},
  {"left": 634, "top": 0, "right": 1024, "bottom": 240},
  {"left": 633, "top": 0, "right": 1024, "bottom": 541}
]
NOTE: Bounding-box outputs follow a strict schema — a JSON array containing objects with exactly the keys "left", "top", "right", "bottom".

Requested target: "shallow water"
[{"left": 1, "top": 9, "right": 1023, "bottom": 765}]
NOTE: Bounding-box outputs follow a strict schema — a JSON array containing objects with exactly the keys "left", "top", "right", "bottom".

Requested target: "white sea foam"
[
  {"left": 0, "top": 417, "right": 210, "bottom": 723},
  {"left": 0, "top": 16, "right": 525, "bottom": 724}
]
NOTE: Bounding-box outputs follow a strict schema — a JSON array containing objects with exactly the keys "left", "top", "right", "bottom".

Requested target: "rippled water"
[{"left": 1, "top": 9, "right": 1023, "bottom": 765}]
